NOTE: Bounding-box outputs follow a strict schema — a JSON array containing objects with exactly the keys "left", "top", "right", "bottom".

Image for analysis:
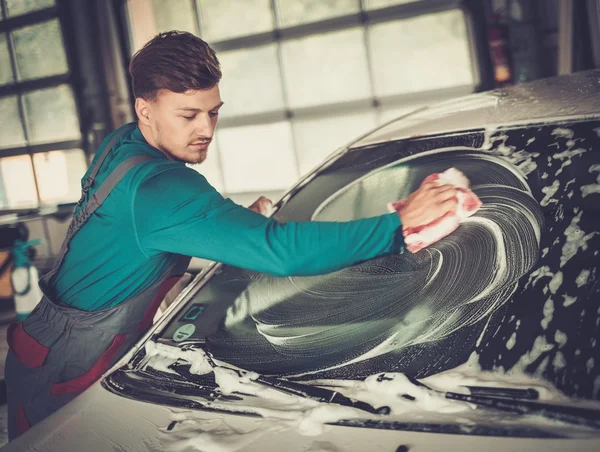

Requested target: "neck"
[{"left": 138, "top": 121, "right": 174, "bottom": 161}]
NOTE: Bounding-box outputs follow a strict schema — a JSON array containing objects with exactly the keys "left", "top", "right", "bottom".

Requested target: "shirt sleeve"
[{"left": 134, "top": 166, "right": 403, "bottom": 277}]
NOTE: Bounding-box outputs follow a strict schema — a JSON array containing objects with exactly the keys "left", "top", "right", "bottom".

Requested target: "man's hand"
[
  {"left": 396, "top": 183, "right": 458, "bottom": 230},
  {"left": 249, "top": 196, "right": 274, "bottom": 216}
]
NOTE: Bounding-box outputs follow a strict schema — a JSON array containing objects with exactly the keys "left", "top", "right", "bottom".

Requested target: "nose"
[{"left": 194, "top": 112, "right": 214, "bottom": 138}]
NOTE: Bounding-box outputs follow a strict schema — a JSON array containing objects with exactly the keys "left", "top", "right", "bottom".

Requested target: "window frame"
[{"left": 0, "top": 0, "right": 86, "bottom": 207}]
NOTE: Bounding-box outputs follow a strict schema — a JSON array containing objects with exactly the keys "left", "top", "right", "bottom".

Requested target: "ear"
[{"left": 135, "top": 98, "right": 152, "bottom": 126}]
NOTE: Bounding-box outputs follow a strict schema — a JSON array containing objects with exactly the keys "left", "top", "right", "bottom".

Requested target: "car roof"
[{"left": 352, "top": 69, "right": 600, "bottom": 148}]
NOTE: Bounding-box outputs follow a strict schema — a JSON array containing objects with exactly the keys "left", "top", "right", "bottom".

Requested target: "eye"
[
  {"left": 182, "top": 115, "right": 195, "bottom": 120},
  {"left": 209, "top": 111, "right": 219, "bottom": 118}
]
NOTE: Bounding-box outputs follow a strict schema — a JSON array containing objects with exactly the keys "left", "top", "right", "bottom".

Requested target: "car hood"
[{"left": 3, "top": 382, "right": 600, "bottom": 452}]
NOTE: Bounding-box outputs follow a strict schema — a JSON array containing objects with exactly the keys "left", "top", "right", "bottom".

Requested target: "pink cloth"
[{"left": 388, "top": 168, "right": 482, "bottom": 253}]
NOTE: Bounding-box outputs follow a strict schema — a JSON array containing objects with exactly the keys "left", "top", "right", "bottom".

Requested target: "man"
[{"left": 5, "top": 31, "right": 457, "bottom": 440}]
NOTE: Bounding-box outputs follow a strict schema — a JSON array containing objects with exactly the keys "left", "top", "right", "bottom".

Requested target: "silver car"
[{"left": 3, "top": 69, "right": 600, "bottom": 452}]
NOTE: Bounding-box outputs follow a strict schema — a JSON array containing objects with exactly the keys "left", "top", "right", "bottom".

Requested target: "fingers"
[
  {"left": 396, "top": 183, "right": 462, "bottom": 229},
  {"left": 439, "top": 196, "right": 458, "bottom": 214},
  {"left": 435, "top": 191, "right": 458, "bottom": 206},
  {"left": 419, "top": 182, "right": 456, "bottom": 196},
  {"left": 433, "top": 184, "right": 457, "bottom": 195},
  {"left": 414, "top": 184, "right": 457, "bottom": 204},
  {"left": 420, "top": 181, "right": 439, "bottom": 190},
  {"left": 249, "top": 196, "right": 274, "bottom": 216}
]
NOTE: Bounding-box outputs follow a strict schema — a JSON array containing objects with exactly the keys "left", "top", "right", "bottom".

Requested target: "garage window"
[
  {"left": 123, "top": 0, "right": 479, "bottom": 202},
  {"left": 0, "top": 0, "right": 84, "bottom": 210}
]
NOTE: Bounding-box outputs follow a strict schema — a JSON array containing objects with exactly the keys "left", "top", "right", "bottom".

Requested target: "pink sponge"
[{"left": 388, "top": 168, "right": 482, "bottom": 253}]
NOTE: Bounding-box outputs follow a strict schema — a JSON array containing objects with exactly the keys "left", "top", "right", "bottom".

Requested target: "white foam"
[
  {"left": 506, "top": 332, "right": 517, "bottom": 350},
  {"left": 551, "top": 127, "right": 575, "bottom": 139},
  {"left": 560, "top": 211, "right": 599, "bottom": 267},
  {"left": 553, "top": 352, "right": 567, "bottom": 370},
  {"left": 581, "top": 164, "right": 600, "bottom": 198},
  {"left": 553, "top": 148, "right": 586, "bottom": 176},
  {"left": 524, "top": 266, "right": 552, "bottom": 289},
  {"left": 554, "top": 330, "right": 568, "bottom": 348},
  {"left": 548, "top": 272, "right": 563, "bottom": 294},
  {"left": 510, "top": 335, "right": 555, "bottom": 374},
  {"left": 576, "top": 269, "right": 590, "bottom": 287},
  {"left": 534, "top": 356, "right": 550, "bottom": 377},
  {"left": 541, "top": 298, "right": 554, "bottom": 330},
  {"left": 143, "top": 342, "right": 213, "bottom": 376},
  {"left": 540, "top": 180, "right": 560, "bottom": 207},
  {"left": 562, "top": 295, "right": 578, "bottom": 307}
]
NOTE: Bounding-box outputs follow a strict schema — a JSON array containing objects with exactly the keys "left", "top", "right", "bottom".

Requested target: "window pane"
[
  {"left": 0, "top": 155, "right": 38, "bottom": 209},
  {"left": 198, "top": 0, "right": 274, "bottom": 42},
  {"left": 276, "top": 0, "right": 359, "bottom": 27},
  {"left": 5, "top": 0, "right": 55, "bottom": 16},
  {"left": 218, "top": 44, "right": 285, "bottom": 116},
  {"left": 151, "top": 0, "right": 198, "bottom": 34},
  {"left": 24, "top": 85, "right": 81, "bottom": 143},
  {"left": 368, "top": 10, "right": 475, "bottom": 97},
  {"left": 0, "top": 96, "right": 26, "bottom": 148},
  {"left": 186, "top": 141, "right": 225, "bottom": 193},
  {"left": 281, "top": 27, "right": 371, "bottom": 108},
  {"left": 0, "top": 34, "right": 14, "bottom": 85},
  {"left": 127, "top": 0, "right": 158, "bottom": 53},
  {"left": 217, "top": 122, "right": 298, "bottom": 193},
  {"left": 293, "top": 110, "right": 378, "bottom": 175},
  {"left": 33, "top": 149, "right": 87, "bottom": 205},
  {"left": 365, "top": 0, "right": 419, "bottom": 9},
  {"left": 13, "top": 19, "right": 68, "bottom": 81}
]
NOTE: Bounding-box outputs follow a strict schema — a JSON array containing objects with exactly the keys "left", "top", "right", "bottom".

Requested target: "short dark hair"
[{"left": 129, "top": 31, "right": 222, "bottom": 100}]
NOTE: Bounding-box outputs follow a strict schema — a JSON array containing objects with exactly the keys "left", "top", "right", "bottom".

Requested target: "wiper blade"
[
  {"left": 255, "top": 374, "right": 391, "bottom": 415},
  {"left": 175, "top": 343, "right": 391, "bottom": 416},
  {"left": 406, "top": 376, "right": 600, "bottom": 430},
  {"left": 463, "top": 386, "right": 539, "bottom": 400}
]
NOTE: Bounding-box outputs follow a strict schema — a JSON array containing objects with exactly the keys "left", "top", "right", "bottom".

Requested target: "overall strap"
[
  {"left": 74, "top": 123, "right": 137, "bottom": 213},
  {"left": 48, "top": 155, "right": 152, "bottom": 276}
]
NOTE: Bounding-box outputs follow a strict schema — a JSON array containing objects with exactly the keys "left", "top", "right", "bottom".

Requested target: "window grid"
[
  {"left": 125, "top": 0, "right": 479, "bottom": 196},
  {"left": 0, "top": 0, "right": 42, "bottom": 206},
  {"left": 0, "top": 0, "right": 85, "bottom": 212}
]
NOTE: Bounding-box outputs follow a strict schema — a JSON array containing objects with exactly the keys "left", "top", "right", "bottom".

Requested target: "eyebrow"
[{"left": 176, "top": 102, "right": 224, "bottom": 112}]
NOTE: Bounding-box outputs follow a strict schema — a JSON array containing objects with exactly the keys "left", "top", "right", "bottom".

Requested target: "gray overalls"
[{"left": 5, "top": 126, "right": 190, "bottom": 440}]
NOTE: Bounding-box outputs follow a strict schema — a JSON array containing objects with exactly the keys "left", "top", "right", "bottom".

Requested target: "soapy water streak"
[{"left": 220, "top": 151, "right": 544, "bottom": 372}]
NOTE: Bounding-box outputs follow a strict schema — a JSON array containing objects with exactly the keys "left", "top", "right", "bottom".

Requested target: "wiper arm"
[
  {"left": 462, "top": 386, "right": 539, "bottom": 400},
  {"left": 173, "top": 343, "right": 391, "bottom": 416},
  {"left": 254, "top": 374, "right": 391, "bottom": 415},
  {"left": 406, "top": 375, "right": 600, "bottom": 430}
]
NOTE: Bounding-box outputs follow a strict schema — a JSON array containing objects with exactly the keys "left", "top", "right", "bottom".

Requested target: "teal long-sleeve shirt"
[{"left": 51, "top": 124, "right": 403, "bottom": 311}]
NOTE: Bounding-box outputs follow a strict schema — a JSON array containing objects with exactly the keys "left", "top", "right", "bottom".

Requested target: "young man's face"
[{"left": 136, "top": 85, "right": 223, "bottom": 164}]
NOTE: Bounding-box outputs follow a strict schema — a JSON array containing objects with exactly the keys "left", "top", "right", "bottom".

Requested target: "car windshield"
[{"left": 157, "top": 116, "right": 600, "bottom": 399}]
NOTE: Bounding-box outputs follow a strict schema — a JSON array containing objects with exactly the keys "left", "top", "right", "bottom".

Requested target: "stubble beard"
[{"left": 154, "top": 125, "right": 209, "bottom": 165}]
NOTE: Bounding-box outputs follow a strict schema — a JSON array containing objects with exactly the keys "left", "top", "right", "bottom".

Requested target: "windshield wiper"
[
  {"left": 142, "top": 341, "right": 600, "bottom": 429},
  {"left": 169, "top": 343, "right": 391, "bottom": 416},
  {"left": 253, "top": 374, "right": 391, "bottom": 415},
  {"left": 405, "top": 375, "right": 600, "bottom": 430}
]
